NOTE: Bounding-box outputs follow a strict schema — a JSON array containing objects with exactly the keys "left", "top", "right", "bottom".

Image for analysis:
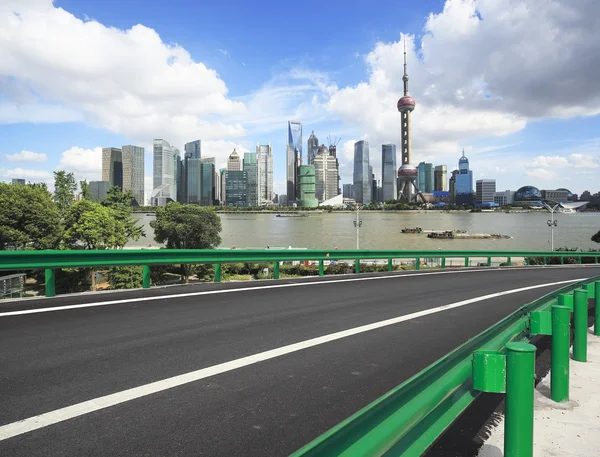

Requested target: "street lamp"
[
  {"left": 543, "top": 202, "right": 559, "bottom": 251},
  {"left": 353, "top": 204, "right": 363, "bottom": 249}
]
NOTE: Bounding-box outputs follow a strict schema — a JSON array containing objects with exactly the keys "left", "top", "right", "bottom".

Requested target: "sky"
[{"left": 1, "top": 0, "right": 600, "bottom": 201}]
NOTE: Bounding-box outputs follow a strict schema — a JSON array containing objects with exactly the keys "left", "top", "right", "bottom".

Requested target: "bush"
[
  {"left": 195, "top": 264, "right": 215, "bottom": 281},
  {"left": 55, "top": 268, "right": 91, "bottom": 294},
  {"left": 150, "top": 265, "right": 170, "bottom": 285},
  {"left": 107, "top": 266, "right": 143, "bottom": 290}
]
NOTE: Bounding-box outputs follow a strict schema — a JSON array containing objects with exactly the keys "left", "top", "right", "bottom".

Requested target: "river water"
[{"left": 130, "top": 211, "right": 600, "bottom": 251}]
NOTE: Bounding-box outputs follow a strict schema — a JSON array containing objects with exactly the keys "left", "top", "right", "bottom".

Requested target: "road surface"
[{"left": 1, "top": 266, "right": 598, "bottom": 457}]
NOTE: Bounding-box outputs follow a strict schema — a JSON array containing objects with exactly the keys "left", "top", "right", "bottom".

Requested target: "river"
[{"left": 130, "top": 211, "right": 600, "bottom": 251}]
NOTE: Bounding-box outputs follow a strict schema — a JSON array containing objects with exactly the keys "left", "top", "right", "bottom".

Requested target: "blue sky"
[{"left": 1, "top": 0, "right": 599, "bottom": 199}]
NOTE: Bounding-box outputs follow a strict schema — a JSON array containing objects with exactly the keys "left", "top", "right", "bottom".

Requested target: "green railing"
[
  {"left": 0, "top": 249, "right": 598, "bottom": 298},
  {"left": 290, "top": 278, "right": 600, "bottom": 457}
]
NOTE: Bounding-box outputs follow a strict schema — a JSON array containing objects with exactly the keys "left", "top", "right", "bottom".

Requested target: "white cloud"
[
  {"left": 523, "top": 153, "right": 599, "bottom": 184},
  {"left": 5, "top": 150, "right": 47, "bottom": 163},
  {"left": 55, "top": 146, "right": 102, "bottom": 182},
  {"left": 568, "top": 153, "right": 599, "bottom": 169},
  {"left": 0, "top": 166, "right": 53, "bottom": 184},
  {"left": 0, "top": 0, "right": 246, "bottom": 146},
  {"left": 526, "top": 168, "right": 557, "bottom": 180}
]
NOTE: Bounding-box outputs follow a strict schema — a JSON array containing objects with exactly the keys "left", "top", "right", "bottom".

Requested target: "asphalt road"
[{"left": 1, "top": 266, "right": 599, "bottom": 457}]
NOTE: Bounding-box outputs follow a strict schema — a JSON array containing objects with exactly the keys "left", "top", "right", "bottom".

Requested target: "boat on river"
[
  {"left": 427, "top": 231, "right": 455, "bottom": 239},
  {"left": 275, "top": 213, "right": 308, "bottom": 218},
  {"left": 401, "top": 227, "right": 422, "bottom": 234}
]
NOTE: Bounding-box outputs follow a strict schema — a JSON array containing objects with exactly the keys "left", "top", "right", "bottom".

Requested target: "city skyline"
[{"left": 2, "top": 1, "right": 599, "bottom": 198}]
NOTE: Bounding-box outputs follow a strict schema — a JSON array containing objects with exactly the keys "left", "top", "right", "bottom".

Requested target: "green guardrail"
[
  {"left": 0, "top": 249, "right": 599, "bottom": 298},
  {"left": 289, "top": 277, "right": 600, "bottom": 457}
]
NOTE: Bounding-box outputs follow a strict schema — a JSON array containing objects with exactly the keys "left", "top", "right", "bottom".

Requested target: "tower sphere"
[
  {"left": 397, "top": 96, "right": 415, "bottom": 112},
  {"left": 398, "top": 164, "right": 418, "bottom": 178}
]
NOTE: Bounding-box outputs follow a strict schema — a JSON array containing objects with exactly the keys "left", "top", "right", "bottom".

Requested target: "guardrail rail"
[{"left": 0, "top": 249, "right": 598, "bottom": 298}]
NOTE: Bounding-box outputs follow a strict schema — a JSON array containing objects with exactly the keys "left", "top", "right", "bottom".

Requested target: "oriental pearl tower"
[{"left": 397, "top": 37, "right": 425, "bottom": 203}]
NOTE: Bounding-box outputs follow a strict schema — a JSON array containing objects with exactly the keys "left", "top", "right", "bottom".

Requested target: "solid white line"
[
  {"left": 0, "top": 278, "right": 584, "bottom": 441},
  {"left": 0, "top": 265, "right": 591, "bottom": 317}
]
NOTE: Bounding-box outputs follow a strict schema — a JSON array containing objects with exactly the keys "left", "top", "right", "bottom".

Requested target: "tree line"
[{"left": 0, "top": 172, "right": 222, "bottom": 293}]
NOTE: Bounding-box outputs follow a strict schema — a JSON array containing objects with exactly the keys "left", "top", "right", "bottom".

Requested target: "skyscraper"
[
  {"left": 151, "top": 139, "right": 180, "bottom": 206},
  {"left": 396, "top": 38, "right": 424, "bottom": 203},
  {"left": 455, "top": 150, "right": 474, "bottom": 205},
  {"left": 184, "top": 140, "right": 201, "bottom": 159},
  {"left": 307, "top": 130, "right": 319, "bottom": 165},
  {"left": 353, "top": 140, "right": 371, "bottom": 204},
  {"left": 102, "top": 147, "right": 123, "bottom": 190},
  {"left": 11, "top": 179, "right": 25, "bottom": 185},
  {"left": 225, "top": 171, "right": 247, "bottom": 207},
  {"left": 297, "top": 165, "right": 318, "bottom": 208},
  {"left": 416, "top": 162, "right": 434, "bottom": 193},
  {"left": 286, "top": 121, "right": 302, "bottom": 202},
  {"left": 257, "top": 143, "right": 273, "bottom": 204},
  {"left": 381, "top": 144, "right": 397, "bottom": 202},
  {"left": 434, "top": 165, "right": 448, "bottom": 191},
  {"left": 313, "top": 145, "right": 339, "bottom": 202},
  {"left": 227, "top": 149, "right": 242, "bottom": 171},
  {"left": 121, "top": 145, "right": 144, "bottom": 205},
  {"left": 244, "top": 152, "right": 258, "bottom": 207}
]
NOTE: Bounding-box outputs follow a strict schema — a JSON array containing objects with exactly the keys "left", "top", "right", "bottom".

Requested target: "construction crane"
[{"left": 327, "top": 135, "right": 341, "bottom": 148}]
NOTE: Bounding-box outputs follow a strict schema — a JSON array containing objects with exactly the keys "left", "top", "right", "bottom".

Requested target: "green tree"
[
  {"left": 592, "top": 230, "right": 600, "bottom": 244},
  {"left": 0, "top": 182, "right": 62, "bottom": 250},
  {"left": 150, "top": 202, "right": 222, "bottom": 282},
  {"left": 102, "top": 186, "right": 144, "bottom": 241},
  {"left": 53, "top": 171, "right": 77, "bottom": 217},
  {"left": 62, "top": 200, "right": 127, "bottom": 250},
  {"left": 79, "top": 180, "right": 91, "bottom": 200}
]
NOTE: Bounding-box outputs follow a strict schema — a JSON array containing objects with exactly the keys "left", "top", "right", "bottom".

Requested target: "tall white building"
[
  {"left": 151, "top": 139, "right": 180, "bottom": 206},
  {"left": 257, "top": 143, "right": 273, "bottom": 205},
  {"left": 313, "top": 146, "right": 339, "bottom": 202},
  {"left": 122, "top": 145, "right": 144, "bottom": 205},
  {"left": 227, "top": 149, "right": 242, "bottom": 171}
]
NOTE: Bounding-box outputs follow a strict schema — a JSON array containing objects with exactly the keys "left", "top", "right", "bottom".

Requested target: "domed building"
[
  {"left": 556, "top": 188, "right": 574, "bottom": 202},
  {"left": 514, "top": 186, "right": 542, "bottom": 205}
]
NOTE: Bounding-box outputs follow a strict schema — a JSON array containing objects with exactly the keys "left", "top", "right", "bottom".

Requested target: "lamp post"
[
  {"left": 543, "top": 203, "right": 559, "bottom": 252},
  {"left": 353, "top": 204, "right": 363, "bottom": 250}
]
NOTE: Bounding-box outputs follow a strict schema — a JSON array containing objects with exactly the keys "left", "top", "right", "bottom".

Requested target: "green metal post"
[
  {"left": 487, "top": 256, "right": 491, "bottom": 267},
  {"left": 558, "top": 293, "right": 574, "bottom": 311},
  {"left": 464, "top": 257, "right": 469, "bottom": 267},
  {"left": 355, "top": 259, "right": 360, "bottom": 274},
  {"left": 543, "top": 256, "right": 547, "bottom": 265},
  {"left": 504, "top": 342, "right": 536, "bottom": 457},
  {"left": 273, "top": 261, "right": 280, "bottom": 280},
  {"left": 387, "top": 258, "right": 393, "bottom": 272},
  {"left": 318, "top": 260, "right": 324, "bottom": 276},
  {"left": 44, "top": 268, "right": 55, "bottom": 298},
  {"left": 415, "top": 258, "right": 420, "bottom": 271},
  {"left": 214, "top": 263, "right": 221, "bottom": 283},
  {"left": 595, "top": 281, "right": 600, "bottom": 337},
  {"left": 573, "top": 288, "right": 588, "bottom": 362},
  {"left": 560, "top": 256, "right": 564, "bottom": 265},
  {"left": 525, "top": 257, "right": 530, "bottom": 266},
  {"left": 507, "top": 256, "right": 511, "bottom": 266},
  {"left": 441, "top": 257, "right": 446, "bottom": 269},
  {"left": 142, "top": 265, "right": 151, "bottom": 289},
  {"left": 551, "top": 305, "right": 570, "bottom": 402}
]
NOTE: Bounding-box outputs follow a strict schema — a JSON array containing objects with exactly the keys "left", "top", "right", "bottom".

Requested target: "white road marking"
[
  {"left": 0, "top": 265, "right": 593, "bottom": 317},
  {"left": 0, "top": 278, "right": 584, "bottom": 441}
]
